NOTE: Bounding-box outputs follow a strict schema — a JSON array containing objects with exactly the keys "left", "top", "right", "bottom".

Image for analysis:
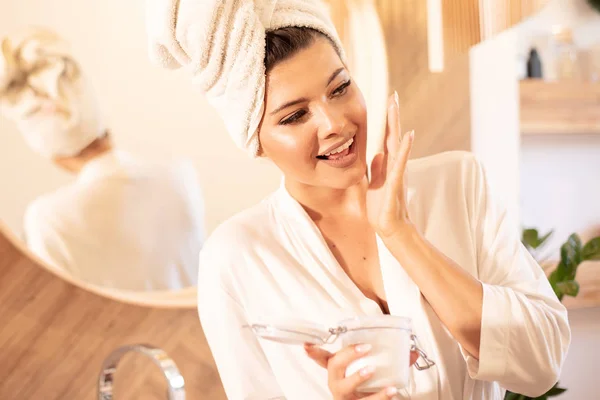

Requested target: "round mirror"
[
  {"left": 0, "top": 3, "right": 282, "bottom": 293},
  {"left": 0, "top": 1, "right": 388, "bottom": 296}
]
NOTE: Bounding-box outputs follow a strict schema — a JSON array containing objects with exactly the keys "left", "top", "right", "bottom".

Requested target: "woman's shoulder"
[
  {"left": 406, "top": 151, "right": 486, "bottom": 206},
  {"left": 198, "top": 192, "right": 280, "bottom": 265}
]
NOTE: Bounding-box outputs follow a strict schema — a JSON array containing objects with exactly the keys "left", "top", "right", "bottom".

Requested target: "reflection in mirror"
[{"left": 0, "top": 27, "right": 205, "bottom": 291}]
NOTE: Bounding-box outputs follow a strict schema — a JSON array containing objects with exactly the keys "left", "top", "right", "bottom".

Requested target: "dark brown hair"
[{"left": 264, "top": 27, "right": 338, "bottom": 72}]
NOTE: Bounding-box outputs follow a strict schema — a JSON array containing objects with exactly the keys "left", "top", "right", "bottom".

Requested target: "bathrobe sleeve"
[
  {"left": 461, "top": 156, "right": 571, "bottom": 397},
  {"left": 197, "top": 233, "right": 285, "bottom": 400},
  {"left": 23, "top": 202, "right": 70, "bottom": 272}
]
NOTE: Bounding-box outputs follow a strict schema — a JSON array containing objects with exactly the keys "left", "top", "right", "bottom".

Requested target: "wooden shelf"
[
  {"left": 520, "top": 80, "right": 600, "bottom": 136},
  {"left": 542, "top": 261, "right": 600, "bottom": 310}
]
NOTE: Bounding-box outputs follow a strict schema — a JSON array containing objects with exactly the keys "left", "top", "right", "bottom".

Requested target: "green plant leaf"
[
  {"left": 588, "top": 0, "right": 600, "bottom": 14},
  {"left": 548, "top": 266, "right": 568, "bottom": 299},
  {"left": 504, "top": 391, "right": 517, "bottom": 399},
  {"left": 546, "top": 385, "right": 567, "bottom": 396},
  {"left": 504, "top": 391, "right": 528, "bottom": 400},
  {"left": 522, "top": 228, "right": 553, "bottom": 251},
  {"left": 556, "top": 280, "right": 579, "bottom": 297},
  {"left": 582, "top": 237, "right": 600, "bottom": 261},
  {"left": 560, "top": 234, "right": 583, "bottom": 275},
  {"left": 538, "top": 230, "right": 553, "bottom": 248},
  {"left": 522, "top": 228, "right": 540, "bottom": 250}
]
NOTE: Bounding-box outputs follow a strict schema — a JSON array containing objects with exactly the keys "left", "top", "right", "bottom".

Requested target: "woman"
[{"left": 146, "top": 1, "right": 570, "bottom": 399}]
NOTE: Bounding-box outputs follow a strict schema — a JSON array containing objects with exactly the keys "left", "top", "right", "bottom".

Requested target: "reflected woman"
[
  {"left": 0, "top": 27, "right": 205, "bottom": 291},
  {"left": 146, "top": 0, "right": 570, "bottom": 399}
]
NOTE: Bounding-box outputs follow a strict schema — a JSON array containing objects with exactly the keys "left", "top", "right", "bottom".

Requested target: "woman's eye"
[
  {"left": 332, "top": 80, "right": 351, "bottom": 97},
  {"left": 280, "top": 109, "right": 308, "bottom": 125}
]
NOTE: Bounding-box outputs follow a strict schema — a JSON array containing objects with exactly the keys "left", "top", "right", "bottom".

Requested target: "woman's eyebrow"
[
  {"left": 269, "top": 67, "right": 346, "bottom": 116},
  {"left": 326, "top": 67, "right": 345, "bottom": 86},
  {"left": 269, "top": 97, "right": 309, "bottom": 116}
]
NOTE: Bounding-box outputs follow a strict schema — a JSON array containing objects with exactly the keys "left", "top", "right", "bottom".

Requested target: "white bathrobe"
[
  {"left": 197, "top": 151, "right": 570, "bottom": 400},
  {"left": 24, "top": 150, "right": 205, "bottom": 291}
]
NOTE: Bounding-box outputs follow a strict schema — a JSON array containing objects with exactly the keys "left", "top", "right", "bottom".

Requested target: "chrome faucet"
[{"left": 97, "top": 344, "right": 186, "bottom": 400}]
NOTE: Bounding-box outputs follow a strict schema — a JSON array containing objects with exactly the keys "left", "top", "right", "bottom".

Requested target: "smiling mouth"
[{"left": 317, "top": 137, "right": 355, "bottom": 160}]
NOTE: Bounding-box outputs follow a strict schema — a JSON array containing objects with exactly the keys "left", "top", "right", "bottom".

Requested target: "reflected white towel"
[
  {"left": 0, "top": 28, "right": 106, "bottom": 158},
  {"left": 145, "top": 0, "right": 345, "bottom": 157}
]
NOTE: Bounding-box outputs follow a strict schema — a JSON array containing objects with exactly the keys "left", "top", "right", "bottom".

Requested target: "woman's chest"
[{"left": 317, "top": 218, "right": 388, "bottom": 308}]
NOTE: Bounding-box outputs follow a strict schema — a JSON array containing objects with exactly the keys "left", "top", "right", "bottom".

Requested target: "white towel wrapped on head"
[
  {"left": 0, "top": 27, "right": 106, "bottom": 158},
  {"left": 145, "top": 0, "right": 345, "bottom": 157}
]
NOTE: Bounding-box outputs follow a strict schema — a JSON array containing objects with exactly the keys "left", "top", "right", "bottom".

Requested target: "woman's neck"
[{"left": 284, "top": 175, "right": 369, "bottom": 221}]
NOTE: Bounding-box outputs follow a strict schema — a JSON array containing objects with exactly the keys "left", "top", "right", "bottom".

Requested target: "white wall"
[
  {"left": 558, "top": 307, "right": 600, "bottom": 399},
  {"left": 520, "top": 134, "right": 600, "bottom": 252},
  {"left": 0, "top": 0, "right": 282, "bottom": 237},
  {"left": 517, "top": 0, "right": 600, "bottom": 253},
  {"left": 470, "top": 28, "right": 521, "bottom": 219},
  {"left": 470, "top": 1, "right": 600, "bottom": 398}
]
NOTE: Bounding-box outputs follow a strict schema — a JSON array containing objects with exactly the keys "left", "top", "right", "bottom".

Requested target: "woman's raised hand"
[{"left": 366, "top": 91, "right": 414, "bottom": 240}]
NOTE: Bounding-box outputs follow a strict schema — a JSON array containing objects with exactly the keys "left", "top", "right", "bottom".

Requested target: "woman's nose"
[{"left": 316, "top": 104, "right": 347, "bottom": 140}]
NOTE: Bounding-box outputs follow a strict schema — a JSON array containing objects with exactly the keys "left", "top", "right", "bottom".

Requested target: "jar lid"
[
  {"left": 245, "top": 317, "right": 332, "bottom": 345},
  {"left": 245, "top": 315, "right": 413, "bottom": 346}
]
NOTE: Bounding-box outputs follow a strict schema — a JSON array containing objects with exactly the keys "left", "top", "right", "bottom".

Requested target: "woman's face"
[{"left": 258, "top": 36, "right": 368, "bottom": 190}]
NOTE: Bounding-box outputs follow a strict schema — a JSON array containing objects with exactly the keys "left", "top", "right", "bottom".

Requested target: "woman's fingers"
[
  {"left": 410, "top": 350, "right": 419, "bottom": 366},
  {"left": 364, "top": 386, "right": 402, "bottom": 399},
  {"left": 379, "top": 91, "right": 402, "bottom": 180},
  {"left": 385, "top": 130, "right": 414, "bottom": 203},
  {"left": 304, "top": 344, "right": 333, "bottom": 369},
  {"left": 384, "top": 91, "right": 402, "bottom": 184},
  {"left": 328, "top": 343, "right": 373, "bottom": 382},
  {"left": 385, "top": 92, "right": 402, "bottom": 157},
  {"left": 306, "top": 343, "right": 416, "bottom": 400},
  {"left": 336, "top": 364, "right": 377, "bottom": 396}
]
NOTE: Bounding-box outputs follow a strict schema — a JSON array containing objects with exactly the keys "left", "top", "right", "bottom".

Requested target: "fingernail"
[
  {"left": 360, "top": 365, "right": 376, "bottom": 377},
  {"left": 386, "top": 386, "right": 399, "bottom": 396},
  {"left": 409, "top": 130, "right": 415, "bottom": 140},
  {"left": 394, "top": 90, "right": 400, "bottom": 109},
  {"left": 355, "top": 343, "right": 372, "bottom": 353}
]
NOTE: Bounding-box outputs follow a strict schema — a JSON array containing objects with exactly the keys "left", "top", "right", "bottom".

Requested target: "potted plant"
[{"left": 504, "top": 228, "right": 600, "bottom": 399}]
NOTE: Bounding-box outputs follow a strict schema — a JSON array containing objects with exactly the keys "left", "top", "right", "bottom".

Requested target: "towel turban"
[
  {"left": 145, "top": 0, "right": 345, "bottom": 157},
  {"left": 0, "top": 27, "right": 106, "bottom": 158}
]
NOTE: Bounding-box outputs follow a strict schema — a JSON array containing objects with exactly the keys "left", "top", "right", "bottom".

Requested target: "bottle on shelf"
[
  {"left": 526, "top": 48, "right": 543, "bottom": 79},
  {"left": 549, "top": 26, "right": 581, "bottom": 81}
]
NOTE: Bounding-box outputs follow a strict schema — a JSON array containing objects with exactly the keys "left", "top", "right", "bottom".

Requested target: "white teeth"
[{"left": 324, "top": 137, "right": 354, "bottom": 156}]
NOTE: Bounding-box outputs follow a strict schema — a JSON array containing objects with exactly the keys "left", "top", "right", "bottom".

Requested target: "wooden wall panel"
[
  {"left": 442, "top": 0, "right": 549, "bottom": 63},
  {"left": 442, "top": 0, "right": 482, "bottom": 64},
  {"left": 375, "top": 0, "right": 472, "bottom": 158},
  {"left": 372, "top": 0, "right": 549, "bottom": 158}
]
